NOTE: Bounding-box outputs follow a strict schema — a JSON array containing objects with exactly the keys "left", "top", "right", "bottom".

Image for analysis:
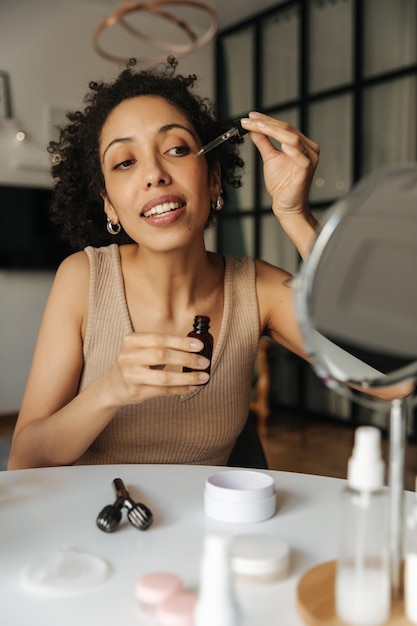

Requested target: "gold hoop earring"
[{"left": 107, "top": 218, "right": 121, "bottom": 235}]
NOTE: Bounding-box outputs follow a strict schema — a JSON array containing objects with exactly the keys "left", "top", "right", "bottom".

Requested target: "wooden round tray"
[{"left": 296, "top": 560, "right": 410, "bottom": 626}]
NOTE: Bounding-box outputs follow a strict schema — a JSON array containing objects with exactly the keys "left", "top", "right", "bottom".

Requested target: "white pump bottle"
[
  {"left": 405, "top": 477, "right": 417, "bottom": 624},
  {"left": 335, "top": 426, "right": 391, "bottom": 625},
  {"left": 194, "top": 533, "right": 240, "bottom": 626}
]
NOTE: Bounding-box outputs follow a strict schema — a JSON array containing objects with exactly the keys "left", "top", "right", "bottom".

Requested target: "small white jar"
[
  {"left": 231, "top": 534, "right": 290, "bottom": 584},
  {"left": 204, "top": 470, "right": 276, "bottom": 523}
]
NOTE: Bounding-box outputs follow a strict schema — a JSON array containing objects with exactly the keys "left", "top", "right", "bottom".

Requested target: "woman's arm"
[
  {"left": 7, "top": 251, "right": 127, "bottom": 468},
  {"left": 241, "top": 112, "right": 320, "bottom": 260},
  {"left": 255, "top": 260, "right": 415, "bottom": 402},
  {"left": 8, "top": 253, "right": 209, "bottom": 469},
  {"left": 255, "top": 259, "right": 308, "bottom": 358},
  {"left": 244, "top": 113, "right": 415, "bottom": 403},
  {"left": 8, "top": 252, "right": 101, "bottom": 468}
]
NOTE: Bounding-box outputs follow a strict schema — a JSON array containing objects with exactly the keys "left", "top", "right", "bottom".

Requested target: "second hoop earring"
[
  {"left": 211, "top": 194, "right": 224, "bottom": 212},
  {"left": 107, "top": 218, "right": 121, "bottom": 235}
]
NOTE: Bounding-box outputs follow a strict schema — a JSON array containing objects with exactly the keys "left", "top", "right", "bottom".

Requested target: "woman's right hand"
[{"left": 106, "top": 331, "right": 211, "bottom": 406}]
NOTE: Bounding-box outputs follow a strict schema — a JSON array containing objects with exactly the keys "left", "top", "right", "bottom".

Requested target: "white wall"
[
  {"left": 0, "top": 271, "right": 53, "bottom": 413},
  {"left": 0, "top": 0, "right": 215, "bottom": 414},
  {"left": 0, "top": 0, "right": 215, "bottom": 187}
]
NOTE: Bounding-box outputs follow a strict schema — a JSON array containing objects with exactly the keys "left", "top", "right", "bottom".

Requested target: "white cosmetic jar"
[{"left": 204, "top": 470, "right": 276, "bottom": 523}]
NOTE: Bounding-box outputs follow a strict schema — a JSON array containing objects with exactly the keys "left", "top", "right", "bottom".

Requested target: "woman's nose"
[
  {"left": 143, "top": 157, "right": 171, "bottom": 189},
  {"left": 147, "top": 176, "right": 167, "bottom": 188}
]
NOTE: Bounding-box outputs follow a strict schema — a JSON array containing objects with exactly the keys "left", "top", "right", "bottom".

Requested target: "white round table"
[{"left": 0, "top": 464, "right": 372, "bottom": 625}]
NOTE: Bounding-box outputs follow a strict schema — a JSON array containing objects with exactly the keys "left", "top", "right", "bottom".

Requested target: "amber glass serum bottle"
[{"left": 184, "top": 315, "right": 213, "bottom": 378}]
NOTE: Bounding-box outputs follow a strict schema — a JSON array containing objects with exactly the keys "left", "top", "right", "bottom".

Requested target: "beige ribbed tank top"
[{"left": 76, "top": 244, "right": 260, "bottom": 465}]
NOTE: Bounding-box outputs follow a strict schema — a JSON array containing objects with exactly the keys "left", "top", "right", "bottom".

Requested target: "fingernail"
[
  {"left": 198, "top": 372, "right": 210, "bottom": 382},
  {"left": 190, "top": 340, "right": 203, "bottom": 350},
  {"left": 198, "top": 357, "right": 210, "bottom": 367}
]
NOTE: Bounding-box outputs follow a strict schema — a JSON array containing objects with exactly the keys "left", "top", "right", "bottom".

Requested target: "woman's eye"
[
  {"left": 114, "top": 158, "right": 135, "bottom": 170},
  {"left": 166, "top": 145, "right": 191, "bottom": 156}
]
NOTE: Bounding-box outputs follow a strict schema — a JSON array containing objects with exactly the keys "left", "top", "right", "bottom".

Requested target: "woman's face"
[{"left": 99, "top": 95, "right": 220, "bottom": 251}]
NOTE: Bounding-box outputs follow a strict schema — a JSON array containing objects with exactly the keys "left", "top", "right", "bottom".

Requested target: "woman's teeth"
[{"left": 143, "top": 201, "right": 181, "bottom": 218}]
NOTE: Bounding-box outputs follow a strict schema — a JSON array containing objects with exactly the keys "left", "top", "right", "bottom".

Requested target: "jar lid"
[
  {"left": 231, "top": 535, "right": 290, "bottom": 580},
  {"left": 206, "top": 470, "right": 275, "bottom": 502}
]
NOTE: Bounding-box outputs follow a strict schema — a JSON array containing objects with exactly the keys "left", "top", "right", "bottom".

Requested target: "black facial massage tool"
[{"left": 96, "top": 478, "right": 153, "bottom": 533}]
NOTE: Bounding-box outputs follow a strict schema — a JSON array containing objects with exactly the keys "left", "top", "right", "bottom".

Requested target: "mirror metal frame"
[{"left": 294, "top": 165, "right": 417, "bottom": 400}]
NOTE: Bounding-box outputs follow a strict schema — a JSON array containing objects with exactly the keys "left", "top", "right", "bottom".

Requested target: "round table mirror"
[{"left": 294, "top": 163, "right": 417, "bottom": 598}]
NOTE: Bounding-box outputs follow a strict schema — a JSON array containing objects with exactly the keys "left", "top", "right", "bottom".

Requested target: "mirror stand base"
[{"left": 296, "top": 560, "right": 407, "bottom": 626}]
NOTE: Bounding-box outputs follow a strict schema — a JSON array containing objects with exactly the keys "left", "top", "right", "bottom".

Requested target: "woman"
[{"left": 8, "top": 57, "right": 321, "bottom": 469}]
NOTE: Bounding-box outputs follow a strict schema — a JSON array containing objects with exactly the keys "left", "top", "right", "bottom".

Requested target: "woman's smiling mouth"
[{"left": 143, "top": 201, "right": 184, "bottom": 218}]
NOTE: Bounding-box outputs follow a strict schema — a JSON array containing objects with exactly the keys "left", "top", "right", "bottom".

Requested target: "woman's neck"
[{"left": 119, "top": 243, "right": 224, "bottom": 328}]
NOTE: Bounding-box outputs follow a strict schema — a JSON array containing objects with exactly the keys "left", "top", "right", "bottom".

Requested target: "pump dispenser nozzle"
[{"left": 347, "top": 426, "right": 384, "bottom": 491}]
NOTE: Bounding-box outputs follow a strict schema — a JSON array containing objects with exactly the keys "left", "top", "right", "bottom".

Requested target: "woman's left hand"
[{"left": 240, "top": 112, "right": 320, "bottom": 219}]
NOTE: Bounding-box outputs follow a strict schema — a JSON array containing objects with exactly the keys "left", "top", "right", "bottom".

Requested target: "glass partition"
[
  {"left": 308, "top": 0, "right": 353, "bottom": 94},
  {"left": 260, "top": 5, "right": 300, "bottom": 108},
  {"left": 217, "top": 25, "right": 255, "bottom": 119},
  {"left": 362, "top": 76, "right": 417, "bottom": 174},
  {"left": 363, "top": 0, "right": 417, "bottom": 78},
  {"left": 308, "top": 94, "right": 353, "bottom": 202},
  {"left": 260, "top": 214, "right": 299, "bottom": 275},
  {"left": 216, "top": 0, "right": 417, "bottom": 262}
]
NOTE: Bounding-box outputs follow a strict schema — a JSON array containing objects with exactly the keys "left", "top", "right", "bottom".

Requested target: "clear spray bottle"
[
  {"left": 335, "top": 426, "right": 391, "bottom": 625},
  {"left": 405, "top": 477, "right": 417, "bottom": 624}
]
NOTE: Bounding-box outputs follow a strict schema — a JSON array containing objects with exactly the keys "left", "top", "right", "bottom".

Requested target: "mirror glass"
[{"left": 294, "top": 164, "right": 417, "bottom": 399}]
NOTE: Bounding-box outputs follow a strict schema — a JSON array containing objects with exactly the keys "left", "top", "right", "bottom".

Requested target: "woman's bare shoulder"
[
  {"left": 52, "top": 250, "right": 90, "bottom": 288},
  {"left": 57, "top": 249, "right": 90, "bottom": 273},
  {"left": 47, "top": 250, "right": 90, "bottom": 318},
  {"left": 254, "top": 257, "right": 293, "bottom": 285}
]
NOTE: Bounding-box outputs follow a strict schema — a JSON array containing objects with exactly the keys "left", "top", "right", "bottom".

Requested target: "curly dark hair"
[{"left": 47, "top": 57, "right": 244, "bottom": 250}]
